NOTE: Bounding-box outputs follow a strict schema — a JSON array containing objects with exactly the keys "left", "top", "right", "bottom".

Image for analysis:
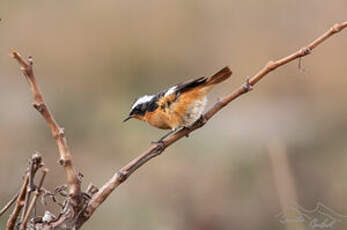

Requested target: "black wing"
[
  {"left": 171, "top": 76, "right": 207, "bottom": 96},
  {"left": 150, "top": 76, "right": 207, "bottom": 111}
]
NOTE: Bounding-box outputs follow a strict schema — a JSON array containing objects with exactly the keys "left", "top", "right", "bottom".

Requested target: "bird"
[{"left": 123, "top": 66, "right": 232, "bottom": 142}]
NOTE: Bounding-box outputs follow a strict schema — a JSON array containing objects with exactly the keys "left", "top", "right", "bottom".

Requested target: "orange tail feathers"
[{"left": 205, "top": 66, "right": 232, "bottom": 86}]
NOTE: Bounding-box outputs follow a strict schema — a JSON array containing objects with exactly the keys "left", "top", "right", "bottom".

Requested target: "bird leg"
[
  {"left": 152, "top": 121, "right": 199, "bottom": 144},
  {"left": 151, "top": 129, "right": 177, "bottom": 144}
]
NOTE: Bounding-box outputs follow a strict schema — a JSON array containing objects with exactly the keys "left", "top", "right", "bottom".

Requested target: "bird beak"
[{"left": 123, "top": 115, "right": 132, "bottom": 122}]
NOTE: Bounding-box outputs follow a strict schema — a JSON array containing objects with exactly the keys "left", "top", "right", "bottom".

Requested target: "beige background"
[{"left": 1, "top": 1, "right": 347, "bottom": 229}]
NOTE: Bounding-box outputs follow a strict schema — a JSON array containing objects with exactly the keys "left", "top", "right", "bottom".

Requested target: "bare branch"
[
  {"left": 6, "top": 173, "right": 29, "bottom": 230},
  {"left": 81, "top": 20, "right": 347, "bottom": 226},
  {"left": 0, "top": 193, "right": 19, "bottom": 217},
  {"left": 19, "top": 168, "right": 49, "bottom": 230},
  {"left": 247, "top": 21, "right": 347, "bottom": 86},
  {"left": 11, "top": 52, "right": 81, "bottom": 206},
  {"left": 21, "top": 153, "right": 42, "bottom": 223},
  {"left": 6, "top": 154, "right": 43, "bottom": 230}
]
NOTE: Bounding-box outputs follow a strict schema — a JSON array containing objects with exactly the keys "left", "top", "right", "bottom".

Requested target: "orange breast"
[{"left": 144, "top": 87, "right": 210, "bottom": 130}]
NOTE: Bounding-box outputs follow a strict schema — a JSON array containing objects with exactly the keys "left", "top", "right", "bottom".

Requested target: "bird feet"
[
  {"left": 151, "top": 129, "right": 177, "bottom": 145},
  {"left": 194, "top": 115, "right": 207, "bottom": 127},
  {"left": 151, "top": 139, "right": 165, "bottom": 145}
]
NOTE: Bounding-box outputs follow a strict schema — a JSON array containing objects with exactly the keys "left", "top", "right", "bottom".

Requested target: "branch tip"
[
  {"left": 12, "top": 51, "right": 82, "bottom": 204},
  {"left": 32, "top": 152, "right": 43, "bottom": 165},
  {"left": 11, "top": 50, "right": 19, "bottom": 59}
]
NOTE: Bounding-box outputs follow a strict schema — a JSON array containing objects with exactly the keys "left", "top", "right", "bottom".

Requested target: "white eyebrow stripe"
[
  {"left": 131, "top": 95, "right": 155, "bottom": 109},
  {"left": 164, "top": 86, "right": 177, "bottom": 97}
]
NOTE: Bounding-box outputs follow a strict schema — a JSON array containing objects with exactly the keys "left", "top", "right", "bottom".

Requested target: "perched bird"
[{"left": 124, "top": 66, "right": 232, "bottom": 141}]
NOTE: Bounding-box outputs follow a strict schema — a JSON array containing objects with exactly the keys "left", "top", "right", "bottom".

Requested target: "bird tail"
[{"left": 205, "top": 66, "right": 232, "bottom": 86}]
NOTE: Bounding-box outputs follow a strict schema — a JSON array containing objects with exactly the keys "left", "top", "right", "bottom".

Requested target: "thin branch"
[
  {"left": 12, "top": 52, "right": 81, "bottom": 206},
  {"left": 6, "top": 154, "right": 43, "bottom": 230},
  {"left": 21, "top": 163, "right": 33, "bottom": 222},
  {"left": 81, "top": 21, "right": 347, "bottom": 225},
  {"left": 0, "top": 193, "right": 19, "bottom": 217},
  {"left": 6, "top": 173, "right": 29, "bottom": 230},
  {"left": 21, "top": 153, "right": 42, "bottom": 222},
  {"left": 19, "top": 168, "right": 49, "bottom": 230}
]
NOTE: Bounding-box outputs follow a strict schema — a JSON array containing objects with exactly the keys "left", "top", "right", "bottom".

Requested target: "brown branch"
[
  {"left": 80, "top": 21, "right": 347, "bottom": 226},
  {"left": 11, "top": 52, "right": 81, "bottom": 206},
  {"left": 248, "top": 21, "right": 347, "bottom": 86},
  {"left": 0, "top": 193, "right": 19, "bottom": 217},
  {"left": 6, "top": 154, "right": 43, "bottom": 230},
  {"left": 6, "top": 173, "right": 29, "bottom": 230},
  {"left": 21, "top": 153, "right": 42, "bottom": 222},
  {"left": 19, "top": 168, "right": 49, "bottom": 230}
]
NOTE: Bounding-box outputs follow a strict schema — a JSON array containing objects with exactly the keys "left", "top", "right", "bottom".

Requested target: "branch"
[
  {"left": 0, "top": 193, "right": 18, "bottom": 217},
  {"left": 19, "top": 168, "right": 49, "bottom": 230},
  {"left": 11, "top": 52, "right": 81, "bottom": 206},
  {"left": 6, "top": 154, "right": 43, "bottom": 230},
  {"left": 81, "top": 21, "right": 347, "bottom": 225},
  {"left": 21, "top": 153, "right": 42, "bottom": 222},
  {"left": 6, "top": 172, "right": 29, "bottom": 230}
]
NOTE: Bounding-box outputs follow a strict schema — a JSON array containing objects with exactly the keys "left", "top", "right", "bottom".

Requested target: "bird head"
[{"left": 123, "top": 95, "right": 156, "bottom": 122}]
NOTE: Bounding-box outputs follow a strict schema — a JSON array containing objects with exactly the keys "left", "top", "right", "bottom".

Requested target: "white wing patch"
[
  {"left": 131, "top": 95, "right": 155, "bottom": 109},
  {"left": 164, "top": 86, "right": 177, "bottom": 97}
]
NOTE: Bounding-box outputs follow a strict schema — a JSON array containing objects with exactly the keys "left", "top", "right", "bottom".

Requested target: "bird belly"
[
  {"left": 144, "top": 88, "right": 208, "bottom": 130},
  {"left": 182, "top": 96, "right": 207, "bottom": 127},
  {"left": 144, "top": 109, "right": 181, "bottom": 130},
  {"left": 144, "top": 97, "right": 207, "bottom": 130}
]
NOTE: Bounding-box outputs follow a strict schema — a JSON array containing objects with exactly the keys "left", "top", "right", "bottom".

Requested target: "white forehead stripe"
[
  {"left": 164, "top": 86, "right": 176, "bottom": 97},
  {"left": 131, "top": 95, "right": 154, "bottom": 109}
]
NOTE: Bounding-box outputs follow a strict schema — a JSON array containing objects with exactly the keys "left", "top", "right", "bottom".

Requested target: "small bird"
[{"left": 124, "top": 66, "right": 232, "bottom": 141}]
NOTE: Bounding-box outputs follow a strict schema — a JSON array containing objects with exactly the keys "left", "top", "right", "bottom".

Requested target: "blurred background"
[{"left": 1, "top": 0, "right": 347, "bottom": 229}]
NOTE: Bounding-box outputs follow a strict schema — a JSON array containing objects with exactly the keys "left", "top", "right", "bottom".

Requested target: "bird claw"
[
  {"left": 151, "top": 130, "right": 175, "bottom": 145},
  {"left": 151, "top": 139, "right": 164, "bottom": 145},
  {"left": 195, "top": 115, "right": 207, "bottom": 126},
  {"left": 151, "top": 140, "right": 165, "bottom": 151}
]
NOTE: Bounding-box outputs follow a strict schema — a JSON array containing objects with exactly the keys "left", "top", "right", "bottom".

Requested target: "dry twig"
[
  {"left": 6, "top": 154, "right": 43, "bottom": 230},
  {"left": 12, "top": 52, "right": 81, "bottom": 207},
  {"left": 0, "top": 193, "right": 19, "bottom": 217},
  {"left": 21, "top": 153, "right": 42, "bottom": 223},
  {"left": 6, "top": 172, "right": 29, "bottom": 230},
  {"left": 19, "top": 168, "right": 49, "bottom": 230}
]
